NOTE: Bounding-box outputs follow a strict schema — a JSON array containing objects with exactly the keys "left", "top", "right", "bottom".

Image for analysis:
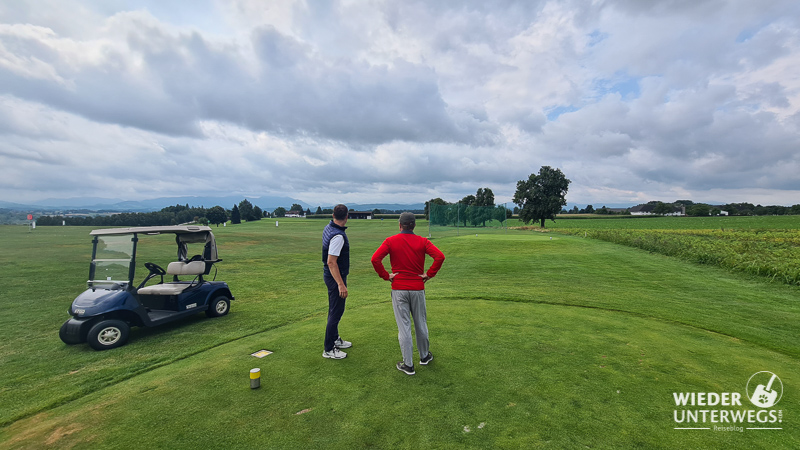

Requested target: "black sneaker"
[
  {"left": 420, "top": 352, "right": 433, "bottom": 365},
  {"left": 396, "top": 362, "right": 415, "bottom": 375}
]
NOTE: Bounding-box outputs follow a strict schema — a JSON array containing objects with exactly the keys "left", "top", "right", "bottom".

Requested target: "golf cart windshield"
[
  {"left": 90, "top": 234, "right": 135, "bottom": 288},
  {"left": 87, "top": 226, "right": 220, "bottom": 289}
]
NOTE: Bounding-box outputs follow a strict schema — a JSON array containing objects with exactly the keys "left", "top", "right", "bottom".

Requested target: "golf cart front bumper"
[{"left": 60, "top": 317, "right": 94, "bottom": 344}]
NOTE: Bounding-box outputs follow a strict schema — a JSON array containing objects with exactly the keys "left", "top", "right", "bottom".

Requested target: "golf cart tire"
[
  {"left": 206, "top": 296, "right": 230, "bottom": 318},
  {"left": 59, "top": 319, "right": 86, "bottom": 345},
  {"left": 86, "top": 319, "right": 130, "bottom": 351}
]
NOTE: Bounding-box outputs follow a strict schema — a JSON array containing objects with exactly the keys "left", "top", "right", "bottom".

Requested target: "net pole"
[{"left": 428, "top": 202, "right": 431, "bottom": 238}]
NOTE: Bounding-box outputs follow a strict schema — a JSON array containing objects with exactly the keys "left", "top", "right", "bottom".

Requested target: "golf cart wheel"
[
  {"left": 86, "top": 320, "right": 130, "bottom": 351},
  {"left": 206, "top": 296, "right": 230, "bottom": 318},
  {"left": 59, "top": 320, "right": 85, "bottom": 345}
]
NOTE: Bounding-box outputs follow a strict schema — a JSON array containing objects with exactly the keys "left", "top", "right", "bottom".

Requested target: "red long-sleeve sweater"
[{"left": 371, "top": 231, "right": 445, "bottom": 290}]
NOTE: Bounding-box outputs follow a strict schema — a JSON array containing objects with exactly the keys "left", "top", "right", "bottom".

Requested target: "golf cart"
[{"left": 59, "top": 226, "right": 234, "bottom": 350}]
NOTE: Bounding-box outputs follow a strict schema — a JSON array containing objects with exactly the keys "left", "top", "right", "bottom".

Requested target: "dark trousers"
[{"left": 324, "top": 273, "right": 347, "bottom": 352}]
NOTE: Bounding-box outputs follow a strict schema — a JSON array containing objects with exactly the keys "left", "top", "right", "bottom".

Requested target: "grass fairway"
[{"left": 1, "top": 220, "right": 799, "bottom": 448}]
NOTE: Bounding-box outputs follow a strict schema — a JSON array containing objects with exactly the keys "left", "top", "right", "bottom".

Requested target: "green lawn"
[{"left": 0, "top": 219, "right": 798, "bottom": 448}]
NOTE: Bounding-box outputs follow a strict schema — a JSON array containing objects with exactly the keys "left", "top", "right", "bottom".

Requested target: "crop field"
[
  {"left": 0, "top": 218, "right": 799, "bottom": 448},
  {"left": 548, "top": 214, "right": 800, "bottom": 230},
  {"left": 548, "top": 215, "right": 800, "bottom": 285}
]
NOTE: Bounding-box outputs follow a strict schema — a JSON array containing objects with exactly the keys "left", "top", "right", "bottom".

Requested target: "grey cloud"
[
  {"left": 0, "top": 15, "right": 481, "bottom": 146},
  {"left": 251, "top": 26, "right": 308, "bottom": 69},
  {"left": 0, "top": 33, "right": 203, "bottom": 136},
  {"left": 606, "top": 0, "right": 745, "bottom": 18},
  {"left": 588, "top": 2, "right": 799, "bottom": 85},
  {"left": 741, "top": 82, "right": 790, "bottom": 109},
  {"left": 536, "top": 68, "right": 800, "bottom": 193},
  {"left": 2, "top": 0, "right": 800, "bottom": 206}
]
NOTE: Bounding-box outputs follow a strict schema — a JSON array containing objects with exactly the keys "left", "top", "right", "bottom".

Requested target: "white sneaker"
[
  {"left": 323, "top": 348, "right": 347, "bottom": 359},
  {"left": 334, "top": 337, "right": 352, "bottom": 349}
]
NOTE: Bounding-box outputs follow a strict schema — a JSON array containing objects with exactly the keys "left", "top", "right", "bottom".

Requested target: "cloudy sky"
[{"left": 1, "top": 0, "right": 799, "bottom": 207}]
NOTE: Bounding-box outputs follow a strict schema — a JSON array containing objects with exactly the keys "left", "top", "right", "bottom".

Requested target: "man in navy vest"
[{"left": 322, "top": 204, "right": 352, "bottom": 359}]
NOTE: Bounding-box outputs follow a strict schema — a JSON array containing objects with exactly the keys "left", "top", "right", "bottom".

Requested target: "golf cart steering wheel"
[{"left": 144, "top": 262, "right": 166, "bottom": 276}]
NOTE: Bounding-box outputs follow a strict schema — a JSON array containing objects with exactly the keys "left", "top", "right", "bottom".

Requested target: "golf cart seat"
[{"left": 137, "top": 261, "right": 206, "bottom": 296}]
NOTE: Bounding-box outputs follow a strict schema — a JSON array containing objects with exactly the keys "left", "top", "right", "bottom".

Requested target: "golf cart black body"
[{"left": 60, "top": 226, "right": 234, "bottom": 350}]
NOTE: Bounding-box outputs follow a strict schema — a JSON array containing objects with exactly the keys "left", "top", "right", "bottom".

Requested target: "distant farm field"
[
  {"left": 0, "top": 219, "right": 798, "bottom": 448},
  {"left": 545, "top": 215, "right": 800, "bottom": 285},
  {"left": 547, "top": 214, "right": 800, "bottom": 230}
]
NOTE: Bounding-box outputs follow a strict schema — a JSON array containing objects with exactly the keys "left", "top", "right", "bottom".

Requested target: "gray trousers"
[{"left": 391, "top": 290, "right": 429, "bottom": 367}]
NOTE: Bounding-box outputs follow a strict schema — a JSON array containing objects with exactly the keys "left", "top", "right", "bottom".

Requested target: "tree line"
[
  {"left": 36, "top": 199, "right": 332, "bottom": 227},
  {"left": 426, "top": 187, "right": 512, "bottom": 227},
  {"left": 558, "top": 201, "right": 800, "bottom": 217},
  {"left": 683, "top": 201, "right": 800, "bottom": 216},
  {"left": 37, "top": 204, "right": 227, "bottom": 227},
  {"left": 33, "top": 167, "right": 799, "bottom": 229},
  {"left": 36, "top": 200, "right": 304, "bottom": 227},
  {"left": 425, "top": 166, "right": 571, "bottom": 228}
]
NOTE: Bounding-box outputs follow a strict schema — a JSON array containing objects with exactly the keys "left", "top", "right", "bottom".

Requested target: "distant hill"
[
  {"left": 12, "top": 195, "right": 311, "bottom": 212},
  {"left": 2, "top": 196, "right": 428, "bottom": 214},
  {"left": 326, "top": 203, "right": 426, "bottom": 212},
  {"left": 0, "top": 200, "right": 29, "bottom": 209}
]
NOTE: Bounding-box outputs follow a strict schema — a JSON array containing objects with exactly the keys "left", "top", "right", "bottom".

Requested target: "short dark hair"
[
  {"left": 333, "top": 204, "right": 348, "bottom": 220},
  {"left": 399, "top": 212, "right": 416, "bottom": 230}
]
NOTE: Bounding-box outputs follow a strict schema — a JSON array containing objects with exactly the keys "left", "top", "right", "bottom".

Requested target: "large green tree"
[
  {"left": 473, "top": 187, "right": 495, "bottom": 226},
  {"left": 459, "top": 195, "right": 476, "bottom": 226},
  {"left": 231, "top": 204, "right": 241, "bottom": 224},
  {"left": 290, "top": 203, "right": 304, "bottom": 213},
  {"left": 653, "top": 202, "right": 674, "bottom": 215},
  {"left": 206, "top": 206, "right": 227, "bottom": 226},
  {"left": 475, "top": 187, "right": 495, "bottom": 207},
  {"left": 513, "top": 166, "right": 571, "bottom": 227},
  {"left": 461, "top": 194, "right": 476, "bottom": 206},
  {"left": 425, "top": 197, "right": 448, "bottom": 220},
  {"left": 238, "top": 199, "right": 254, "bottom": 221}
]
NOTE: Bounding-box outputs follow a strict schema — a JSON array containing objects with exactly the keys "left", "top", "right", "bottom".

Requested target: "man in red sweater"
[{"left": 371, "top": 212, "right": 445, "bottom": 375}]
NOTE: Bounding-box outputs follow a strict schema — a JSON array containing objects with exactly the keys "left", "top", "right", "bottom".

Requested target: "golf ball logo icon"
[{"left": 746, "top": 371, "right": 783, "bottom": 408}]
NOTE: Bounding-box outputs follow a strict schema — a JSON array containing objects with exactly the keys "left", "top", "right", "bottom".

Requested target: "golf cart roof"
[{"left": 90, "top": 226, "right": 213, "bottom": 236}]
